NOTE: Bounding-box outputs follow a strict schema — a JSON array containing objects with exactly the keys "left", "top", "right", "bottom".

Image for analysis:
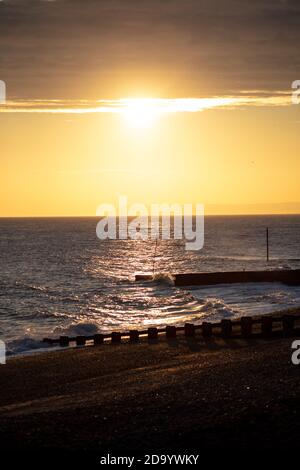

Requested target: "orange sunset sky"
[{"left": 0, "top": 0, "right": 300, "bottom": 216}]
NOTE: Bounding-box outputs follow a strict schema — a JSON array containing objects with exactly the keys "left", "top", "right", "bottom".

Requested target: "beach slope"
[{"left": 0, "top": 335, "right": 299, "bottom": 455}]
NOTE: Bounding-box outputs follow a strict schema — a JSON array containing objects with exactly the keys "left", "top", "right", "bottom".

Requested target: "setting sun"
[{"left": 122, "top": 98, "right": 160, "bottom": 129}]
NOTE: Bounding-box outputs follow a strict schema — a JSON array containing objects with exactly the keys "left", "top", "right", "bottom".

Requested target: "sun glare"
[{"left": 122, "top": 98, "right": 160, "bottom": 129}]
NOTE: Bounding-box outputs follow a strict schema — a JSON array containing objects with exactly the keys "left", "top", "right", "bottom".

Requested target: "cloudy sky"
[
  {"left": 1, "top": 0, "right": 300, "bottom": 216},
  {"left": 1, "top": 0, "right": 300, "bottom": 99}
]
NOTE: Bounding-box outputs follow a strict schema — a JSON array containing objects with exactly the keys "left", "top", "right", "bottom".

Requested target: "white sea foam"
[
  {"left": 152, "top": 272, "right": 175, "bottom": 285},
  {"left": 6, "top": 337, "right": 50, "bottom": 356},
  {"left": 53, "top": 321, "right": 101, "bottom": 337}
]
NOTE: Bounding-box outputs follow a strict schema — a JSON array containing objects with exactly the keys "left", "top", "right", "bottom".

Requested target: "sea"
[{"left": 1, "top": 215, "right": 300, "bottom": 356}]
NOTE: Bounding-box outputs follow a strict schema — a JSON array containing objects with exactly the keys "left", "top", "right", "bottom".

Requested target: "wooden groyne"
[
  {"left": 43, "top": 312, "right": 300, "bottom": 349},
  {"left": 135, "top": 269, "right": 300, "bottom": 286}
]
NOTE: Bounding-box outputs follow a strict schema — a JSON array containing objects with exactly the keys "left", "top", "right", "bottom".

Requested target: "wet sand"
[{"left": 0, "top": 333, "right": 299, "bottom": 459}]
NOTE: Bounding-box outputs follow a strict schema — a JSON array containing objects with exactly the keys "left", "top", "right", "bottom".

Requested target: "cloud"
[
  {"left": 0, "top": 92, "right": 294, "bottom": 113},
  {"left": 0, "top": 1, "right": 300, "bottom": 98}
]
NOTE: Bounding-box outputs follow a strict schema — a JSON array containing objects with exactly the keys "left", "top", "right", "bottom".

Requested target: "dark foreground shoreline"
[{"left": 1, "top": 332, "right": 300, "bottom": 460}]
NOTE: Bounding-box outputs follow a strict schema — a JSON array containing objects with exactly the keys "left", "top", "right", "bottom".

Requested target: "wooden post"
[
  {"left": 76, "top": 336, "right": 86, "bottom": 346},
  {"left": 221, "top": 319, "right": 232, "bottom": 338},
  {"left": 93, "top": 334, "right": 104, "bottom": 345},
  {"left": 266, "top": 227, "right": 269, "bottom": 262},
  {"left": 166, "top": 325, "right": 177, "bottom": 338},
  {"left": 148, "top": 327, "right": 158, "bottom": 340},
  {"left": 184, "top": 323, "right": 195, "bottom": 337},
  {"left": 282, "top": 315, "right": 295, "bottom": 336},
  {"left": 261, "top": 316, "right": 272, "bottom": 337},
  {"left": 241, "top": 317, "right": 253, "bottom": 338},
  {"left": 59, "top": 336, "right": 69, "bottom": 347},
  {"left": 202, "top": 321, "right": 212, "bottom": 338},
  {"left": 111, "top": 332, "right": 121, "bottom": 343},
  {"left": 129, "top": 330, "right": 139, "bottom": 342}
]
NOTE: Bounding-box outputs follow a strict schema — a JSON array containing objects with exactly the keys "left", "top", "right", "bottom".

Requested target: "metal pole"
[
  {"left": 153, "top": 239, "right": 158, "bottom": 276},
  {"left": 266, "top": 227, "right": 269, "bottom": 262}
]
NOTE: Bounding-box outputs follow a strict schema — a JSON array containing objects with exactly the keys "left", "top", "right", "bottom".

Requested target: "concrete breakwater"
[{"left": 135, "top": 269, "right": 300, "bottom": 286}]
